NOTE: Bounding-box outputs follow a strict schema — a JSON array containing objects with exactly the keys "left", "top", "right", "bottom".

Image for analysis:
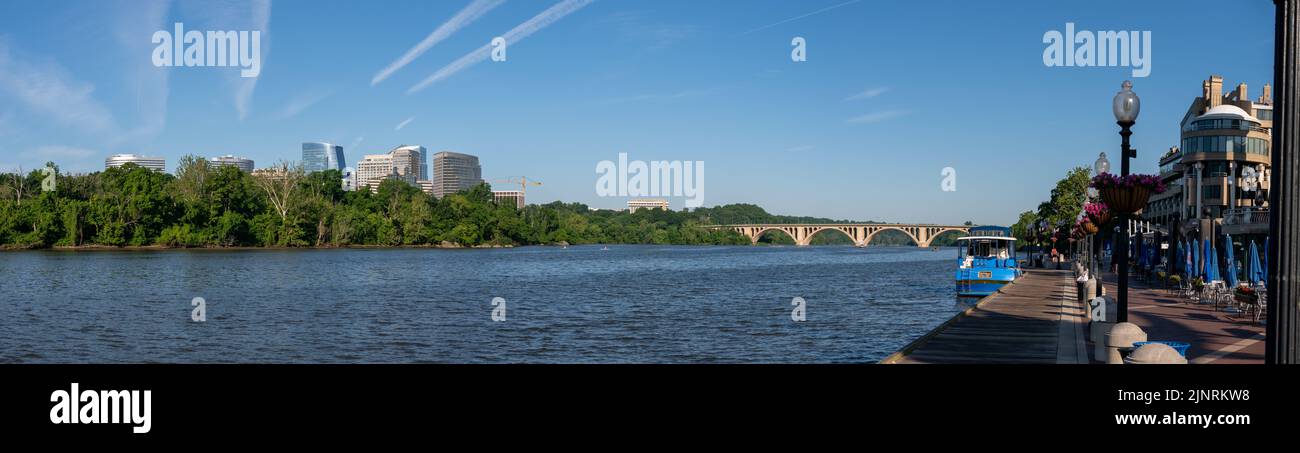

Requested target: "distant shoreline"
[
  {"left": 0, "top": 243, "right": 520, "bottom": 252},
  {"left": 0, "top": 243, "right": 951, "bottom": 252}
]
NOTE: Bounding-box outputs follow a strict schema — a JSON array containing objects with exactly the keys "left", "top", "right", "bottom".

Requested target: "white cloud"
[
  {"left": 372, "top": 0, "right": 506, "bottom": 86},
  {"left": 395, "top": 117, "right": 415, "bottom": 131},
  {"left": 408, "top": 0, "right": 596, "bottom": 93},
  {"left": 0, "top": 0, "right": 171, "bottom": 172},
  {"left": 844, "top": 87, "right": 888, "bottom": 101},
  {"left": 110, "top": 0, "right": 171, "bottom": 145},
  {"left": 846, "top": 110, "right": 907, "bottom": 124},
  {"left": 0, "top": 40, "right": 119, "bottom": 134},
  {"left": 236, "top": 0, "right": 272, "bottom": 120},
  {"left": 272, "top": 90, "right": 333, "bottom": 120}
]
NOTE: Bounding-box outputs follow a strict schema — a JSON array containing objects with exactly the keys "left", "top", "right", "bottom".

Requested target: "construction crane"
[{"left": 490, "top": 177, "right": 542, "bottom": 195}]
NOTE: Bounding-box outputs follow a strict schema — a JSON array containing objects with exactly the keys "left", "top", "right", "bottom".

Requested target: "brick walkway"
[{"left": 1096, "top": 272, "right": 1265, "bottom": 364}]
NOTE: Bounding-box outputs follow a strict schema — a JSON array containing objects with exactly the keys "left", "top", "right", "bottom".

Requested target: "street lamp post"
[
  {"left": 1112, "top": 81, "right": 1140, "bottom": 323},
  {"left": 1092, "top": 153, "right": 1110, "bottom": 288},
  {"left": 1268, "top": 0, "right": 1299, "bottom": 363}
]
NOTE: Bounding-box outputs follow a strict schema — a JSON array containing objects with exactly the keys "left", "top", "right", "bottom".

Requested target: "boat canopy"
[{"left": 957, "top": 236, "right": 1017, "bottom": 242}]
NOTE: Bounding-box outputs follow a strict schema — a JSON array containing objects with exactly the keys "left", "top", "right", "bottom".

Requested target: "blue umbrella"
[
  {"left": 1135, "top": 236, "right": 1145, "bottom": 268},
  {"left": 1201, "top": 236, "right": 1211, "bottom": 283},
  {"left": 1223, "top": 234, "right": 1238, "bottom": 287},
  {"left": 1192, "top": 238, "right": 1201, "bottom": 279},
  {"left": 1248, "top": 241, "right": 1264, "bottom": 285},
  {"left": 1180, "top": 239, "right": 1190, "bottom": 274}
]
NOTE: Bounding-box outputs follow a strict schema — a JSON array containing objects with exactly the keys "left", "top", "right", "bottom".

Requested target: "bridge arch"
[
  {"left": 924, "top": 228, "right": 969, "bottom": 247},
  {"left": 753, "top": 227, "right": 798, "bottom": 244},
  {"left": 864, "top": 226, "right": 922, "bottom": 247},
  {"left": 804, "top": 226, "right": 860, "bottom": 246}
]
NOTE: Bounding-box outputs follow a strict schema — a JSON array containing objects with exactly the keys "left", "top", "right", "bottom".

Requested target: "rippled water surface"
[{"left": 1, "top": 246, "right": 960, "bottom": 363}]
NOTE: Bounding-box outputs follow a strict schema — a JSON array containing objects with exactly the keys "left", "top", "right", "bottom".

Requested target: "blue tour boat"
[{"left": 955, "top": 226, "right": 1021, "bottom": 297}]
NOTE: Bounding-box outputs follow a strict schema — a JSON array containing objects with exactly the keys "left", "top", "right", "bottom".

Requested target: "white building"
[
  {"left": 105, "top": 154, "right": 166, "bottom": 172},
  {"left": 355, "top": 153, "right": 395, "bottom": 192},
  {"left": 208, "top": 155, "right": 255, "bottom": 172},
  {"left": 627, "top": 198, "right": 670, "bottom": 212},
  {"left": 493, "top": 190, "right": 525, "bottom": 209}
]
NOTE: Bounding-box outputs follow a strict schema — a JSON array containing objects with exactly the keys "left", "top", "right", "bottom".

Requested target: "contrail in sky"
[
  {"left": 407, "top": 0, "right": 595, "bottom": 94},
  {"left": 738, "top": 0, "right": 861, "bottom": 36},
  {"left": 372, "top": 0, "right": 506, "bottom": 86}
]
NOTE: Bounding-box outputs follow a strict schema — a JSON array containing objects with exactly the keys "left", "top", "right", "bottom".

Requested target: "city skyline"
[{"left": 0, "top": 0, "right": 1276, "bottom": 225}]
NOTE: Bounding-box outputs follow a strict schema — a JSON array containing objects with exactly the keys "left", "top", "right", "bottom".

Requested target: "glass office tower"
[{"left": 302, "top": 142, "right": 346, "bottom": 173}]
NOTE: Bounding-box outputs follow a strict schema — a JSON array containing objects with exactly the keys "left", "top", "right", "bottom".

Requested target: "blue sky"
[{"left": 0, "top": 0, "right": 1276, "bottom": 225}]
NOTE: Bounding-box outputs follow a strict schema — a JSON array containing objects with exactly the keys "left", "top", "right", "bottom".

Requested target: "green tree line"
[
  {"left": 0, "top": 158, "right": 764, "bottom": 248},
  {"left": 1, "top": 159, "right": 970, "bottom": 249}
]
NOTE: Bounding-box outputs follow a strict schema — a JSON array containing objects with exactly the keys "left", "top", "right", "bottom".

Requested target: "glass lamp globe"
[
  {"left": 1112, "top": 80, "right": 1140, "bottom": 123},
  {"left": 1095, "top": 152, "right": 1111, "bottom": 175}
]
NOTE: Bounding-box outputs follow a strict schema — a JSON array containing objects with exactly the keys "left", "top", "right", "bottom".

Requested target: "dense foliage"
[
  {"left": 0, "top": 159, "right": 758, "bottom": 248},
  {"left": 0, "top": 159, "right": 968, "bottom": 249},
  {"left": 1011, "top": 166, "right": 1093, "bottom": 251}
]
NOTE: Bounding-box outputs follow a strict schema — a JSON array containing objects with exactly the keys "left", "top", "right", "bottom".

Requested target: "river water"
[{"left": 0, "top": 245, "right": 960, "bottom": 363}]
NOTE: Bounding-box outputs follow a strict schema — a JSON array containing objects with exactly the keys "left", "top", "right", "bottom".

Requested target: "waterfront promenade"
[
  {"left": 881, "top": 266, "right": 1267, "bottom": 364},
  {"left": 882, "top": 268, "right": 1088, "bottom": 364}
]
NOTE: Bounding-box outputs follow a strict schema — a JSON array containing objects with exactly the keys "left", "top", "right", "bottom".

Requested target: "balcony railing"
[{"left": 1223, "top": 208, "right": 1270, "bottom": 226}]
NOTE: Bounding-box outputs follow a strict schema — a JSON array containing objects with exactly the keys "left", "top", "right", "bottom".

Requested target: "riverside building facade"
[{"left": 1144, "top": 75, "right": 1273, "bottom": 256}]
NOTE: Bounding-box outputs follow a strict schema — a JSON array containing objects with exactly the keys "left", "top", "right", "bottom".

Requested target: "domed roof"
[{"left": 1196, "top": 104, "right": 1260, "bottom": 123}]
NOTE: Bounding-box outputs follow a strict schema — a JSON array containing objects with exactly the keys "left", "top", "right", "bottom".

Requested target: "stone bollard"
[
  {"left": 1104, "top": 322, "right": 1148, "bottom": 364},
  {"left": 1124, "top": 343, "right": 1188, "bottom": 364},
  {"left": 1085, "top": 277, "right": 1098, "bottom": 301}
]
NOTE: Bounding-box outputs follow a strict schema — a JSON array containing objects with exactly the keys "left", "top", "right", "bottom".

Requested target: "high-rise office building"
[
  {"left": 208, "top": 155, "right": 255, "bottom": 172},
  {"left": 354, "top": 146, "right": 426, "bottom": 192},
  {"left": 389, "top": 145, "right": 424, "bottom": 184},
  {"left": 392, "top": 145, "right": 427, "bottom": 181},
  {"left": 105, "top": 154, "right": 166, "bottom": 172},
  {"left": 355, "top": 153, "right": 394, "bottom": 192},
  {"left": 431, "top": 151, "right": 483, "bottom": 198},
  {"left": 302, "top": 142, "right": 346, "bottom": 173}
]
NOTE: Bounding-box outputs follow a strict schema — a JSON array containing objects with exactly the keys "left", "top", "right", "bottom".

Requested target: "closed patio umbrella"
[
  {"left": 1192, "top": 238, "right": 1201, "bottom": 280},
  {"left": 1201, "top": 236, "right": 1211, "bottom": 283},
  {"left": 1223, "top": 234, "right": 1238, "bottom": 287},
  {"left": 1248, "top": 241, "right": 1264, "bottom": 285},
  {"left": 1180, "top": 240, "right": 1190, "bottom": 275},
  {"left": 1138, "top": 236, "right": 1149, "bottom": 269}
]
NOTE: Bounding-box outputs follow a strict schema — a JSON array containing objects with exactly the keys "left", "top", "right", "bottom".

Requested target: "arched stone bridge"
[{"left": 711, "top": 224, "right": 971, "bottom": 247}]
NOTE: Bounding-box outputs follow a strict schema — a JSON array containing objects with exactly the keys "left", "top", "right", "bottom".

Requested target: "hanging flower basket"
[
  {"left": 1082, "top": 221, "right": 1099, "bottom": 235},
  {"left": 1084, "top": 202, "right": 1113, "bottom": 226},
  {"left": 1092, "top": 173, "right": 1166, "bottom": 214}
]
